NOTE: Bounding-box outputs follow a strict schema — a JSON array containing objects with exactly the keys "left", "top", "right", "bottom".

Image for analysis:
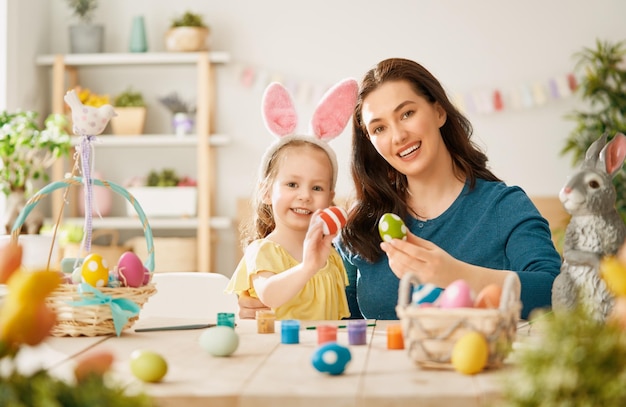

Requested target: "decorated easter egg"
[
  {"left": 142, "top": 266, "right": 151, "bottom": 285},
  {"left": 117, "top": 251, "right": 145, "bottom": 288},
  {"left": 311, "top": 342, "right": 352, "bottom": 375},
  {"left": 378, "top": 213, "right": 408, "bottom": 242},
  {"left": 412, "top": 283, "right": 444, "bottom": 305},
  {"left": 474, "top": 284, "right": 502, "bottom": 309},
  {"left": 438, "top": 279, "right": 474, "bottom": 309},
  {"left": 319, "top": 206, "right": 348, "bottom": 235},
  {"left": 199, "top": 326, "right": 239, "bottom": 357},
  {"left": 130, "top": 349, "right": 168, "bottom": 383},
  {"left": 81, "top": 253, "right": 109, "bottom": 287}
]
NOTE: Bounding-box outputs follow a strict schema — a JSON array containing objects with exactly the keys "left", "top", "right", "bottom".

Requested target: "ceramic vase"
[{"left": 129, "top": 16, "right": 148, "bottom": 53}]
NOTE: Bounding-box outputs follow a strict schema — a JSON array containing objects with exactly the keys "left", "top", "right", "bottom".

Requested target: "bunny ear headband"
[{"left": 260, "top": 78, "right": 359, "bottom": 189}]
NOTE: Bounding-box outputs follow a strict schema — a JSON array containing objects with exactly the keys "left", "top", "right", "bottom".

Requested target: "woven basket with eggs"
[
  {"left": 9, "top": 177, "right": 157, "bottom": 337},
  {"left": 396, "top": 272, "right": 521, "bottom": 370}
]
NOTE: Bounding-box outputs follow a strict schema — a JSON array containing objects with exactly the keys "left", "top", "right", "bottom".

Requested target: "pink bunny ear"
[
  {"left": 262, "top": 82, "right": 298, "bottom": 137},
  {"left": 310, "top": 78, "right": 358, "bottom": 141}
]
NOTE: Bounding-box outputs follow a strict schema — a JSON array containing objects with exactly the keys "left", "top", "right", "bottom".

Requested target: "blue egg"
[{"left": 311, "top": 342, "right": 352, "bottom": 375}]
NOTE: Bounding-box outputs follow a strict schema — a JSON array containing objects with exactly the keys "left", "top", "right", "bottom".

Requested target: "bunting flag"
[{"left": 232, "top": 61, "right": 580, "bottom": 115}]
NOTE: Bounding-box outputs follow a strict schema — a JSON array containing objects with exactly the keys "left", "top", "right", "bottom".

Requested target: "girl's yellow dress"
[{"left": 226, "top": 239, "right": 350, "bottom": 320}]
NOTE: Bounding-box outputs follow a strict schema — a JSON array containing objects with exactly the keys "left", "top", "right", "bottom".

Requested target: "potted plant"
[
  {"left": 0, "top": 111, "right": 72, "bottom": 233},
  {"left": 66, "top": 0, "right": 103, "bottom": 53},
  {"left": 165, "top": 11, "right": 210, "bottom": 52},
  {"left": 561, "top": 39, "right": 626, "bottom": 221},
  {"left": 125, "top": 168, "right": 197, "bottom": 217},
  {"left": 159, "top": 92, "right": 196, "bottom": 136},
  {"left": 110, "top": 87, "right": 147, "bottom": 135}
]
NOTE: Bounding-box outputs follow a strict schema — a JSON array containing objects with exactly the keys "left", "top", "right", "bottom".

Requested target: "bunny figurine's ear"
[
  {"left": 310, "top": 78, "right": 359, "bottom": 141},
  {"left": 599, "top": 132, "right": 626, "bottom": 178},
  {"left": 262, "top": 82, "right": 298, "bottom": 137}
]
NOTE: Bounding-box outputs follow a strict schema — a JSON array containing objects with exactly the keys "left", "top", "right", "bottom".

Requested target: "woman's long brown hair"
[{"left": 340, "top": 58, "right": 500, "bottom": 262}]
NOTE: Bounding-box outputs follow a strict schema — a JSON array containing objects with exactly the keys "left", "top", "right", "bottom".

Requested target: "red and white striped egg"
[{"left": 319, "top": 206, "right": 348, "bottom": 235}]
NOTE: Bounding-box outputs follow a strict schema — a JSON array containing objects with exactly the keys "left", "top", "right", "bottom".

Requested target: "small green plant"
[
  {"left": 114, "top": 88, "right": 146, "bottom": 107},
  {"left": 0, "top": 111, "right": 71, "bottom": 196},
  {"left": 171, "top": 11, "right": 207, "bottom": 28},
  {"left": 66, "top": 0, "right": 98, "bottom": 23},
  {"left": 147, "top": 168, "right": 180, "bottom": 187},
  {"left": 562, "top": 39, "right": 626, "bottom": 221}
]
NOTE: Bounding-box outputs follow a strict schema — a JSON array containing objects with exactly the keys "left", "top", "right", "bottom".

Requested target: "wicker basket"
[
  {"left": 10, "top": 177, "right": 157, "bottom": 337},
  {"left": 396, "top": 273, "right": 521, "bottom": 370}
]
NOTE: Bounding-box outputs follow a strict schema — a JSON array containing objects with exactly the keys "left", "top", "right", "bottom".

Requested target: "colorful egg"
[
  {"left": 199, "top": 326, "right": 239, "bottom": 357},
  {"left": 130, "top": 349, "right": 168, "bottom": 383},
  {"left": 142, "top": 267, "right": 152, "bottom": 285},
  {"left": 319, "top": 206, "right": 348, "bottom": 235},
  {"left": 437, "top": 279, "right": 474, "bottom": 308},
  {"left": 412, "top": 283, "right": 444, "bottom": 305},
  {"left": 474, "top": 284, "right": 502, "bottom": 309},
  {"left": 81, "top": 253, "right": 109, "bottom": 287},
  {"left": 378, "top": 213, "right": 408, "bottom": 242},
  {"left": 311, "top": 342, "right": 352, "bottom": 375},
  {"left": 117, "top": 251, "right": 145, "bottom": 288},
  {"left": 451, "top": 331, "right": 489, "bottom": 375}
]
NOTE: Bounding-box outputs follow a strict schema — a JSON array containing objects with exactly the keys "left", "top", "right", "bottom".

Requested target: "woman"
[{"left": 240, "top": 58, "right": 561, "bottom": 320}]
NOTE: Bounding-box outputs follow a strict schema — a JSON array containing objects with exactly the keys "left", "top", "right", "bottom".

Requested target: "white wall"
[{"left": 13, "top": 0, "right": 626, "bottom": 275}]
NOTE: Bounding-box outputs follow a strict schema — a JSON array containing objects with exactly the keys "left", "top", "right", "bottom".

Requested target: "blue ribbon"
[{"left": 68, "top": 283, "right": 140, "bottom": 336}]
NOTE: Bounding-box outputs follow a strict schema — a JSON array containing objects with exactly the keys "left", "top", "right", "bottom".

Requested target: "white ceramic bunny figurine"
[{"left": 552, "top": 133, "right": 626, "bottom": 321}]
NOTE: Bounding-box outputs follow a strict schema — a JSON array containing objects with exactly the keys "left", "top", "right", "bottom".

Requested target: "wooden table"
[{"left": 16, "top": 318, "right": 537, "bottom": 407}]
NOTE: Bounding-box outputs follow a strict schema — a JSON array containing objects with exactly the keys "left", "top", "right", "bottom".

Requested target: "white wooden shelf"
[
  {"left": 35, "top": 52, "right": 231, "bottom": 66},
  {"left": 62, "top": 216, "right": 231, "bottom": 230},
  {"left": 70, "top": 134, "right": 230, "bottom": 147}
]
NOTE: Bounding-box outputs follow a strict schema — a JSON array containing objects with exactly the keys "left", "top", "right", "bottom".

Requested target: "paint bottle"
[
  {"left": 256, "top": 309, "right": 276, "bottom": 334},
  {"left": 281, "top": 319, "right": 300, "bottom": 344}
]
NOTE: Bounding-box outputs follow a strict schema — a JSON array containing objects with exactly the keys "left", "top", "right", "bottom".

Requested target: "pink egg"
[
  {"left": 117, "top": 251, "right": 145, "bottom": 287},
  {"left": 142, "top": 266, "right": 152, "bottom": 285},
  {"left": 437, "top": 279, "right": 474, "bottom": 309}
]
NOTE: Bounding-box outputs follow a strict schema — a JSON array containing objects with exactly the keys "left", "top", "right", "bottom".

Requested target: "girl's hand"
[
  {"left": 237, "top": 291, "right": 269, "bottom": 319},
  {"left": 380, "top": 231, "right": 461, "bottom": 287},
  {"left": 301, "top": 210, "right": 336, "bottom": 276}
]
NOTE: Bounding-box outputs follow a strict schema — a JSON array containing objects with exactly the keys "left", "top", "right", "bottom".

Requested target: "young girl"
[{"left": 226, "top": 79, "right": 358, "bottom": 320}]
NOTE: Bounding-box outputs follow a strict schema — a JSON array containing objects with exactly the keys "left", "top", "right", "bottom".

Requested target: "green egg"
[{"left": 378, "top": 213, "right": 408, "bottom": 242}]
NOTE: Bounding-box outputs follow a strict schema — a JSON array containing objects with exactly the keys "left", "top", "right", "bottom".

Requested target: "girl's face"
[
  {"left": 266, "top": 145, "right": 335, "bottom": 233},
  {"left": 361, "top": 80, "right": 447, "bottom": 179}
]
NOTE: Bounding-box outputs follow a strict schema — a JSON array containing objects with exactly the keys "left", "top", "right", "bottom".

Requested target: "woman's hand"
[
  {"left": 380, "top": 231, "right": 460, "bottom": 287},
  {"left": 380, "top": 231, "right": 511, "bottom": 293},
  {"left": 237, "top": 291, "right": 269, "bottom": 319}
]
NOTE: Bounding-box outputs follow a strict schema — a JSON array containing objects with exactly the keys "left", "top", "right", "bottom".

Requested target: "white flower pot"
[{"left": 126, "top": 187, "right": 197, "bottom": 217}]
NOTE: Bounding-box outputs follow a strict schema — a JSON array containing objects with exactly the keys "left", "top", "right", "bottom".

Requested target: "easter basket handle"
[
  {"left": 10, "top": 176, "right": 155, "bottom": 273},
  {"left": 397, "top": 272, "right": 423, "bottom": 309}
]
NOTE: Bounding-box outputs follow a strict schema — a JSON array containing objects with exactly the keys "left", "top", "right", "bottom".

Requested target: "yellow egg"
[
  {"left": 451, "top": 331, "right": 489, "bottom": 375},
  {"left": 81, "top": 253, "right": 109, "bottom": 287},
  {"left": 130, "top": 349, "right": 168, "bottom": 383},
  {"left": 600, "top": 256, "right": 626, "bottom": 297}
]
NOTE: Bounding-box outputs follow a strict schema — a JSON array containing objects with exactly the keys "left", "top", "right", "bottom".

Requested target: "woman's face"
[{"left": 361, "top": 80, "right": 447, "bottom": 179}]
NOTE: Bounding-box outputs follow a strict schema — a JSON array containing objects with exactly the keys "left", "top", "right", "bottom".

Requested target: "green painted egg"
[{"left": 378, "top": 213, "right": 408, "bottom": 242}]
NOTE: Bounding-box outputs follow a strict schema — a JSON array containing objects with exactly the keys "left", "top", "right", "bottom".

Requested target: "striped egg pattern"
[{"left": 319, "top": 206, "right": 348, "bottom": 235}]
